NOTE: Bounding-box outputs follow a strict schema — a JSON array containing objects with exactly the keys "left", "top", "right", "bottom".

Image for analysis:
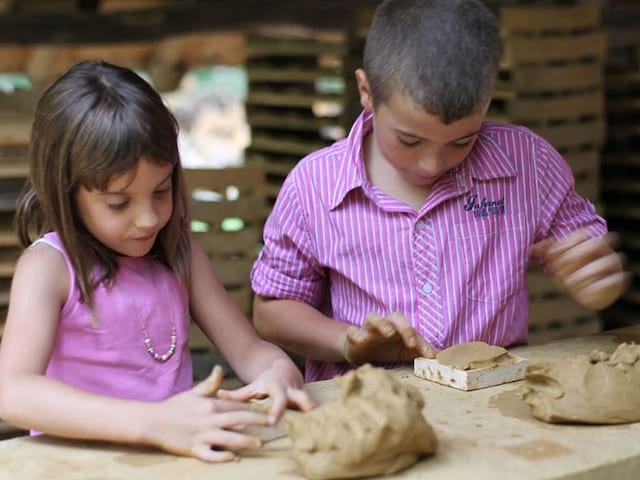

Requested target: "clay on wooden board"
[
  {"left": 436, "top": 341, "right": 516, "bottom": 370},
  {"left": 286, "top": 364, "right": 437, "bottom": 479},
  {"left": 520, "top": 342, "right": 640, "bottom": 424}
]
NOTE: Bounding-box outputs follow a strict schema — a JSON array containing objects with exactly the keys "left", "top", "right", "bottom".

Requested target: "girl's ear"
[{"left": 355, "top": 69, "right": 374, "bottom": 113}]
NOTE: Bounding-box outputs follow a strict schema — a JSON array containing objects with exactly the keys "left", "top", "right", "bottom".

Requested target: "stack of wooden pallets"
[
  {"left": 183, "top": 166, "right": 267, "bottom": 350},
  {"left": 245, "top": 28, "right": 348, "bottom": 201},
  {"left": 601, "top": 0, "right": 640, "bottom": 328},
  {"left": 488, "top": 3, "right": 607, "bottom": 343}
]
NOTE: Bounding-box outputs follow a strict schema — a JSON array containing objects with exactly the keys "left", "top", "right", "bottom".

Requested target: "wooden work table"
[{"left": 1, "top": 326, "right": 639, "bottom": 480}]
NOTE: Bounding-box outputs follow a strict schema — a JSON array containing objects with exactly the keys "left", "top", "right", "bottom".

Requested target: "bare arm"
[
  {"left": 253, "top": 296, "right": 437, "bottom": 364},
  {"left": 188, "top": 238, "right": 312, "bottom": 419},
  {"left": 253, "top": 295, "right": 348, "bottom": 362},
  {"left": 0, "top": 244, "right": 267, "bottom": 462}
]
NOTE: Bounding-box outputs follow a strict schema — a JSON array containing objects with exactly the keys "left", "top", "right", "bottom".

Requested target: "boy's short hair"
[{"left": 363, "top": 0, "right": 501, "bottom": 124}]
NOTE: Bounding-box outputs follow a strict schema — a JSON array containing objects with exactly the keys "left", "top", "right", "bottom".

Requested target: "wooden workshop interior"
[{"left": 0, "top": 0, "right": 639, "bottom": 476}]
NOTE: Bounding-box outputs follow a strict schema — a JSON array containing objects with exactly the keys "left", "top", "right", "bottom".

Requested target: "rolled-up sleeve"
[
  {"left": 251, "top": 173, "right": 326, "bottom": 307},
  {"left": 535, "top": 135, "right": 607, "bottom": 242}
]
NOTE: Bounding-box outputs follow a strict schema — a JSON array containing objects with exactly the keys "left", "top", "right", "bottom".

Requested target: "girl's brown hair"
[{"left": 15, "top": 60, "right": 191, "bottom": 307}]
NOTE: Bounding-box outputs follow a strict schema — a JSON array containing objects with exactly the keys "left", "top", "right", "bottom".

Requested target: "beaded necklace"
[{"left": 131, "top": 264, "right": 178, "bottom": 363}]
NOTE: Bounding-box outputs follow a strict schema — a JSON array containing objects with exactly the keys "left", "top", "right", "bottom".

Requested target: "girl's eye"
[
  {"left": 154, "top": 187, "right": 172, "bottom": 196},
  {"left": 108, "top": 202, "right": 128, "bottom": 211},
  {"left": 398, "top": 136, "right": 420, "bottom": 147}
]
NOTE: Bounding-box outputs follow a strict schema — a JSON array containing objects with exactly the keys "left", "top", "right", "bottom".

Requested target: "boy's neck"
[{"left": 363, "top": 133, "right": 431, "bottom": 211}]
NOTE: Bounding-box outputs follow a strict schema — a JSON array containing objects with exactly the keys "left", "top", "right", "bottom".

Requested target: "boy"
[{"left": 250, "top": 0, "right": 628, "bottom": 381}]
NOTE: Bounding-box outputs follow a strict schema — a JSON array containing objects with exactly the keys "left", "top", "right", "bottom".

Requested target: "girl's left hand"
[{"left": 217, "top": 359, "right": 314, "bottom": 424}]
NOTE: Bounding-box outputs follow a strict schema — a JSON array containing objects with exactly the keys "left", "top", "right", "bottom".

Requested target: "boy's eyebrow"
[{"left": 395, "top": 128, "right": 481, "bottom": 143}]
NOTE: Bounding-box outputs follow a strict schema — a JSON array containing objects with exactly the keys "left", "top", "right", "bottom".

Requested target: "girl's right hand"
[{"left": 147, "top": 365, "right": 269, "bottom": 462}]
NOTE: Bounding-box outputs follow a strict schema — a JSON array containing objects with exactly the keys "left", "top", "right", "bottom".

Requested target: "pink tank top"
[{"left": 39, "top": 232, "right": 192, "bottom": 402}]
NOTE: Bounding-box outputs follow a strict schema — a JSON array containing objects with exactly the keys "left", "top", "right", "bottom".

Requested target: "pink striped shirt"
[{"left": 251, "top": 110, "right": 606, "bottom": 381}]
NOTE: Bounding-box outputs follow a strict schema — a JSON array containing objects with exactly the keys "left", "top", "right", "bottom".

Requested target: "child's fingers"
[
  {"left": 210, "top": 398, "right": 257, "bottom": 413},
  {"left": 564, "top": 252, "right": 625, "bottom": 292},
  {"left": 365, "top": 313, "right": 398, "bottom": 338},
  {"left": 192, "top": 445, "right": 236, "bottom": 463},
  {"left": 386, "top": 312, "right": 419, "bottom": 348},
  {"left": 552, "top": 237, "right": 613, "bottom": 279},
  {"left": 214, "top": 410, "right": 270, "bottom": 429},
  {"left": 346, "top": 325, "right": 375, "bottom": 346},
  {"left": 415, "top": 337, "right": 438, "bottom": 359},
  {"left": 202, "top": 429, "right": 262, "bottom": 451},
  {"left": 192, "top": 365, "right": 224, "bottom": 397},
  {"left": 545, "top": 229, "right": 591, "bottom": 260},
  {"left": 267, "top": 388, "right": 287, "bottom": 424},
  {"left": 286, "top": 388, "right": 315, "bottom": 412},
  {"left": 217, "top": 384, "right": 259, "bottom": 402}
]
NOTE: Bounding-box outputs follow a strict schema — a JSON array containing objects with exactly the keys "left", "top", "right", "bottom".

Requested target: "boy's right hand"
[
  {"left": 148, "top": 365, "right": 269, "bottom": 462},
  {"left": 342, "top": 312, "right": 438, "bottom": 364}
]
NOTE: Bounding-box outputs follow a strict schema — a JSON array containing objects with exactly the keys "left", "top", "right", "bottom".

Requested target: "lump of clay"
[
  {"left": 286, "top": 364, "right": 437, "bottom": 480},
  {"left": 436, "top": 341, "right": 511, "bottom": 370},
  {"left": 520, "top": 342, "right": 640, "bottom": 424}
]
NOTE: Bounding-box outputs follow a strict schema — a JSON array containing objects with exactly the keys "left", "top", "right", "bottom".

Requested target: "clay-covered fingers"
[
  {"left": 192, "top": 365, "right": 225, "bottom": 397},
  {"left": 345, "top": 324, "right": 377, "bottom": 346},
  {"left": 386, "top": 313, "right": 438, "bottom": 359},
  {"left": 363, "top": 312, "right": 401, "bottom": 339},
  {"left": 210, "top": 409, "right": 270, "bottom": 430}
]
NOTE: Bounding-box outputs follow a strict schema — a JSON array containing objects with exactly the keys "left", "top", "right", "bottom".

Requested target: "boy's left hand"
[
  {"left": 531, "top": 229, "right": 630, "bottom": 310},
  {"left": 217, "top": 359, "right": 314, "bottom": 424}
]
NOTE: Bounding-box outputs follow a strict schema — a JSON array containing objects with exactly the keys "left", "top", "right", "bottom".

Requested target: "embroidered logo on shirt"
[{"left": 464, "top": 194, "right": 505, "bottom": 218}]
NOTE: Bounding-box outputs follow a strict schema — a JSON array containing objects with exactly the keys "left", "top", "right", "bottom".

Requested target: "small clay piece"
[
  {"left": 436, "top": 341, "right": 513, "bottom": 370},
  {"left": 520, "top": 343, "right": 640, "bottom": 424},
  {"left": 286, "top": 364, "right": 437, "bottom": 479}
]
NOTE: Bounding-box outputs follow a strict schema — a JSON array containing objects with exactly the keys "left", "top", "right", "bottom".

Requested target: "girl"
[{"left": 0, "top": 61, "right": 312, "bottom": 462}]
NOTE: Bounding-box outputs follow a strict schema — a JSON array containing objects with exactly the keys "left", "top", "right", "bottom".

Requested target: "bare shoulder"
[{"left": 13, "top": 242, "right": 70, "bottom": 303}]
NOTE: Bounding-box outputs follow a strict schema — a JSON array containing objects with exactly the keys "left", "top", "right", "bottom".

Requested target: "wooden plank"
[
  {"left": 183, "top": 166, "right": 266, "bottom": 193},
  {"left": 251, "top": 133, "right": 327, "bottom": 157},
  {"left": 501, "top": 4, "right": 600, "bottom": 33},
  {"left": 211, "top": 257, "right": 255, "bottom": 288},
  {"left": 563, "top": 149, "right": 600, "bottom": 177},
  {"left": 189, "top": 197, "right": 267, "bottom": 227},
  {"left": 528, "top": 315, "right": 601, "bottom": 345},
  {"left": 0, "top": 164, "right": 29, "bottom": 180},
  {"left": 0, "top": 45, "right": 31, "bottom": 71},
  {"left": 247, "top": 112, "right": 343, "bottom": 133},
  {"left": 503, "top": 31, "right": 606, "bottom": 66},
  {"left": 529, "top": 297, "right": 594, "bottom": 328},
  {"left": 247, "top": 91, "right": 343, "bottom": 109},
  {"left": 492, "top": 91, "right": 604, "bottom": 123},
  {"left": 507, "top": 63, "right": 604, "bottom": 94},
  {"left": 530, "top": 118, "right": 606, "bottom": 150},
  {"left": 194, "top": 228, "right": 261, "bottom": 257},
  {"left": 0, "top": 115, "right": 31, "bottom": 145},
  {"left": 248, "top": 66, "right": 341, "bottom": 84}
]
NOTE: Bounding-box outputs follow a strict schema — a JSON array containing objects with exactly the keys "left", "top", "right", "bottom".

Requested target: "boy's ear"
[{"left": 355, "top": 69, "right": 374, "bottom": 112}]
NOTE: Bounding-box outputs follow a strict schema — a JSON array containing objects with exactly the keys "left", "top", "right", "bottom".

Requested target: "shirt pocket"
[{"left": 455, "top": 213, "right": 528, "bottom": 303}]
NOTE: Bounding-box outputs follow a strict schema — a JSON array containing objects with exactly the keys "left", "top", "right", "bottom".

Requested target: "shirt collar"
[
  {"left": 329, "top": 114, "right": 516, "bottom": 210},
  {"left": 329, "top": 110, "right": 372, "bottom": 210}
]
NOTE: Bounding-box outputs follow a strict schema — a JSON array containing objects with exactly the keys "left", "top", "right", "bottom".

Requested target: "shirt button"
[
  {"left": 415, "top": 220, "right": 426, "bottom": 231},
  {"left": 422, "top": 281, "right": 433, "bottom": 294}
]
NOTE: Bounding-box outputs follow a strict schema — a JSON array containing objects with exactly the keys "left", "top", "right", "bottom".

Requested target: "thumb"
[{"left": 192, "top": 365, "right": 224, "bottom": 397}]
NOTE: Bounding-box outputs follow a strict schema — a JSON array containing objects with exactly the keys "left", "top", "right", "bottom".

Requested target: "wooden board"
[{"left": 414, "top": 355, "right": 528, "bottom": 391}]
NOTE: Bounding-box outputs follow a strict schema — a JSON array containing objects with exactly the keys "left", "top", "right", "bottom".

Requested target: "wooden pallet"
[{"left": 183, "top": 166, "right": 266, "bottom": 334}]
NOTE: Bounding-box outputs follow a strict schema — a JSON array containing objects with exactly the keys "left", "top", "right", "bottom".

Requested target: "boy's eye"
[
  {"left": 452, "top": 137, "right": 475, "bottom": 148},
  {"left": 397, "top": 136, "right": 421, "bottom": 147}
]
